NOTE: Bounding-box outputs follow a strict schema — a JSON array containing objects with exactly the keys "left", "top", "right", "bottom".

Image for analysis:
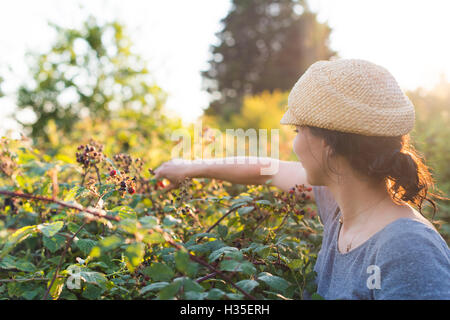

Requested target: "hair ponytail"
[{"left": 306, "top": 126, "right": 448, "bottom": 221}]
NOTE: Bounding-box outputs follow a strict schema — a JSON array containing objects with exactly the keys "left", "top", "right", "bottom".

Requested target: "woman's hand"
[{"left": 153, "top": 159, "right": 194, "bottom": 192}]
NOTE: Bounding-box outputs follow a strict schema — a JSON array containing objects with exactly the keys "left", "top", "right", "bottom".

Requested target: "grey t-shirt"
[{"left": 308, "top": 185, "right": 450, "bottom": 300}]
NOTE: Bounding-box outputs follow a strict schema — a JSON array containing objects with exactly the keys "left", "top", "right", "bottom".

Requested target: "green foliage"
[
  {"left": 14, "top": 15, "right": 171, "bottom": 144},
  {"left": 0, "top": 136, "right": 322, "bottom": 300}
]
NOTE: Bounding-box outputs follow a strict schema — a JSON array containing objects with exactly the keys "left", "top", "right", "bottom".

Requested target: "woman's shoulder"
[
  {"left": 371, "top": 218, "right": 450, "bottom": 299},
  {"left": 374, "top": 217, "right": 449, "bottom": 258}
]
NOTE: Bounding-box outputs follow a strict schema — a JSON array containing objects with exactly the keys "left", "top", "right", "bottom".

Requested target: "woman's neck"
[{"left": 327, "top": 174, "right": 392, "bottom": 231}]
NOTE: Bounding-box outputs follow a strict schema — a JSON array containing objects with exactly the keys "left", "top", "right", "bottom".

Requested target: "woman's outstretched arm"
[{"left": 153, "top": 156, "right": 314, "bottom": 201}]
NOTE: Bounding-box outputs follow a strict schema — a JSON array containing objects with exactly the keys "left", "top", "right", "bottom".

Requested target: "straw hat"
[{"left": 280, "top": 58, "right": 415, "bottom": 136}]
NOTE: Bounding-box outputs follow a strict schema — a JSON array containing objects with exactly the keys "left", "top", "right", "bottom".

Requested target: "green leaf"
[
  {"left": 208, "top": 246, "right": 239, "bottom": 263},
  {"left": 82, "top": 283, "right": 104, "bottom": 299},
  {"left": 63, "top": 186, "right": 85, "bottom": 202},
  {"left": 118, "top": 218, "right": 139, "bottom": 234},
  {"left": 0, "top": 255, "right": 17, "bottom": 269},
  {"left": 178, "top": 277, "right": 205, "bottom": 293},
  {"left": 43, "top": 234, "right": 66, "bottom": 253},
  {"left": 207, "top": 288, "right": 226, "bottom": 300},
  {"left": 0, "top": 225, "right": 38, "bottom": 259},
  {"left": 15, "top": 259, "right": 37, "bottom": 272},
  {"left": 157, "top": 280, "right": 182, "bottom": 300},
  {"left": 140, "top": 282, "right": 169, "bottom": 295},
  {"left": 219, "top": 259, "right": 256, "bottom": 275},
  {"left": 257, "top": 272, "right": 291, "bottom": 292},
  {"left": 124, "top": 243, "right": 145, "bottom": 270},
  {"left": 143, "top": 231, "right": 165, "bottom": 244},
  {"left": 79, "top": 271, "right": 108, "bottom": 289},
  {"left": 110, "top": 206, "right": 137, "bottom": 220},
  {"left": 235, "top": 279, "right": 259, "bottom": 293},
  {"left": 218, "top": 225, "right": 228, "bottom": 238},
  {"left": 184, "top": 291, "right": 208, "bottom": 300},
  {"left": 255, "top": 200, "right": 272, "bottom": 205},
  {"left": 99, "top": 235, "right": 123, "bottom": 251},
  {"left": 174, "top": 250, "right": 189, "bottom": 273},
  {"left": 38, "top": 221, "right": 64, "bottom": 238},
  {"left": 139, "top": 216, "right": 159, "bottom": 228},
  {"left": 145, "top": 263, "right": 175, "bottom": 282},
  {"left": 287, "top": 259, "right": 303, "bottom": 270},
  {"left": 163, "top": 215, "right": 181, "bottom": 226},
  {"left": 237, "top": 206, "right": 255, "bottom": 215},
  {"left": 76, "top": 239, "right": 98, "bottom": 255}
]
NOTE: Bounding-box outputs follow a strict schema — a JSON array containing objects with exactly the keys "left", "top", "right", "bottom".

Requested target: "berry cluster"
[
  {"left": 113, "top": 153, "right": 143, "bottom": 175},
  {"left": 75, "top": 140, "right": 105, "bottom": 168},
  {"left": 106, "top": 167, "right": 137, "bottom": 196},
  {"left": 288, "top": 184, "right": 312, "bottom": 200},
  {"left": 173, "top": 177, "right": 193, "bottom": 203}
]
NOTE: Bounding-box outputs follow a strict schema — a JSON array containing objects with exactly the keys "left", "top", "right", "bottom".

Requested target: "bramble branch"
[{"left": 0, "top": 190, "right": 120, "bottom": 222}]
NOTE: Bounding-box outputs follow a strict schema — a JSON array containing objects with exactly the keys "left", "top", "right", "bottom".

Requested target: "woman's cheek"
[{"left": 293, "top": 135, "right": 302, "bottom": 160}]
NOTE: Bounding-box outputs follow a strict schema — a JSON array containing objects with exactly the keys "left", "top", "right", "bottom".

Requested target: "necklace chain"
[{"left": 339, "top": 194, "right": 389, "bottom": 253}]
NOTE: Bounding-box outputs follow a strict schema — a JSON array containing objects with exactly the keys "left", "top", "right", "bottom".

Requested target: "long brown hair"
[{"left": 305, "top": 125, "right": 448, "bottom": 221}]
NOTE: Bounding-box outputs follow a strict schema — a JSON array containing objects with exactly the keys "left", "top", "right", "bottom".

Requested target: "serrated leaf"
[
  {"left": 219, "top": 259, "right": 256, "bottom": 275},
  {"left": 110, "top": 206, "right": 136, "bottom": 220},
  {"left": 257, "top": 272, "right": 291, "bottom": 292},
  {"left": 208, "top": 246, "right": 238, "bottom": 263},
  {"left": 79, "top": 271, "right": 108, "bottom": 289},
  {"left": 207, "top": 288, "right": 225, "bottom": 300},
  {"left": 43, "top": 234, "right": 66, "bottom": 254},
  {"left": 235, "top": 279, "right": 259, "bottom": 293},
  {"left": 38, "top": 221, "right": 64, "bottom": 238},
  {"left": 140, "top": 282, "right": 169, "bottom": 295},
  {"left": 237, "top": 206, "right": 255, "bottom": 215},
  {"left": 157, "top": 280, "right": 182, "bottom": 300},
  {"left": 76, "top": 239, "right": 98, "bottom": 255},
  {"left": 15, "top": 259, "right": 36, "bottom": 272},
  {"left": 139, "top": 216, "right": 158, "bottom": 228},
  {"left": 0, "top": 225, "right": 38, "bottom": 258},
  {"left": 145, "top": 263, "right": 175, "bottom": 282},
  {"left": 184, "top": 291, "right": 208, "bottom": 300}
]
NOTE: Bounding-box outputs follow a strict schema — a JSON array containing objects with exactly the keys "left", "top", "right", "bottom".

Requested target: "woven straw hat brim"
[{"left": 280, "top": 59, "right": 415, "bottom": 137}]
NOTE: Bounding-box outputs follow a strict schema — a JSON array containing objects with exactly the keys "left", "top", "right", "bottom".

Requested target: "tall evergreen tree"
[{"left": 201, "top": 0, "right": 338, "bottom": 122}]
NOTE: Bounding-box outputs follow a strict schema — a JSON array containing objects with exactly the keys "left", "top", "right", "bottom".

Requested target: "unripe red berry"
[
  {"left": 128, "top": 187, "right": 135, "bottom": 194},
  {"left": 110, "top": 170, "right": 117, "bottom": 176}
]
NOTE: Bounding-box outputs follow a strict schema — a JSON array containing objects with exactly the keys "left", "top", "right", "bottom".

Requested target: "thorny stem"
[
  {"left": 0, "top": 190, "right": 119, "bottom": 222},
  {"left": 0, "top": 277, "right": 64, "bottom": 283},
  {"left": 195, "top": 272, "right": 217, "bottom": 283}
]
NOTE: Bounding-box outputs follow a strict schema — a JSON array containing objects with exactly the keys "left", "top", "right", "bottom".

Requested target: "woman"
[{"left": 154, "top": 59, "right": 450, "bottom": 299}]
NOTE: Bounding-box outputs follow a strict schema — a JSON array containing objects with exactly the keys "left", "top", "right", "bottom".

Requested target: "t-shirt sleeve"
[
  {"left": 373, "top": 224, "right": 450, "bottom": 300},
  {"left": 312, "top": 185, "right": 339, "bottom": 228}
]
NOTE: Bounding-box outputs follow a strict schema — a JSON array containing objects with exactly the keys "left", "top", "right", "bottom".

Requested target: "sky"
[{"left": 0, "top": 0, "right": 449, "bottom": 138}]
